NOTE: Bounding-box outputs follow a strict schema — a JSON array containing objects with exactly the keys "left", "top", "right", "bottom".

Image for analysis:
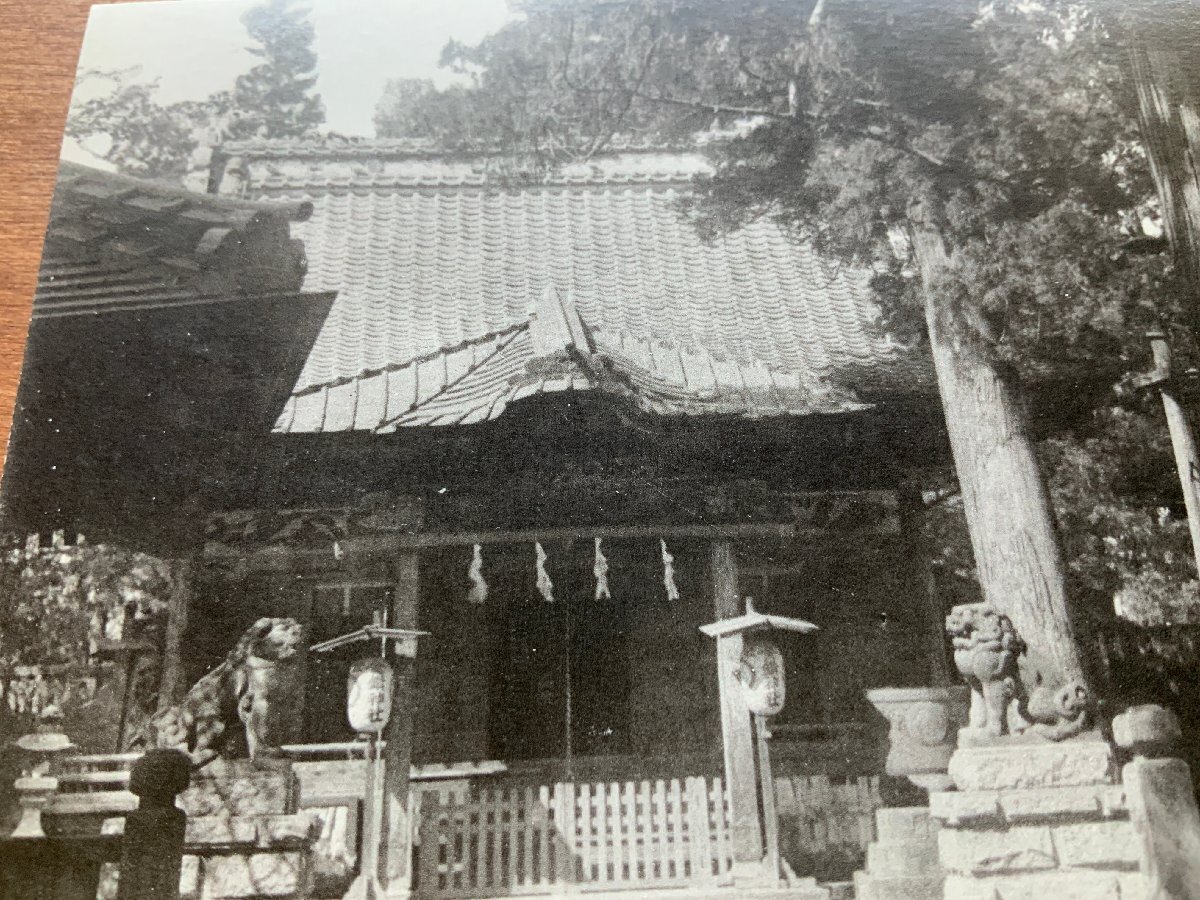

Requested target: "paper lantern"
[
  {"left": 736, "top": 634, "right": 786, "bottom": 716},
  {"left": 347, "top": 657, "right": 393, "bottom": 734}
]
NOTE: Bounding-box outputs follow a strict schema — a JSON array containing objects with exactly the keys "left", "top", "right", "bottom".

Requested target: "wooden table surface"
[{"left": 0, "top": 0, "right": 128, "bottom": 473}]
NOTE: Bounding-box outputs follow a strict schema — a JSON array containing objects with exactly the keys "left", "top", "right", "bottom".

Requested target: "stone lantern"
[{"left": 11, "top": 705, "right": 75, "bottom": 838}]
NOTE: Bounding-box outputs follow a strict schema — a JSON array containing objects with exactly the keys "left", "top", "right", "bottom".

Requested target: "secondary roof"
[{"left": 36, "top": 161, "right": 313, "bottom": 317}]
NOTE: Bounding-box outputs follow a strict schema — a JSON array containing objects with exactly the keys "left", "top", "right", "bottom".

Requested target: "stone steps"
[{"left": 852, "top": 806, "right": 944, "bottom": 900}]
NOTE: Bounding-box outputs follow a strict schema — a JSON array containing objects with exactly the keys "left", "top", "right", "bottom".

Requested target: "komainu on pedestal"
[
  {"left": 946, "top": 602, "right": 1090, "bottom": 744},
  {"left": 129, "top": 617, "right": 306, "bottom": 767}
]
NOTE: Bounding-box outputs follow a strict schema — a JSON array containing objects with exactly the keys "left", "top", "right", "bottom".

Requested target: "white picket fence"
[{"left": 414, "top": 776, "right": 731, "bottom": 898}]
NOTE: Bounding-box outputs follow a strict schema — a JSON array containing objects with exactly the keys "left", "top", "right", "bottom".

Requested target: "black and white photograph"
[{"left": 1, "top": 0, "right": 1200, "bottom": 897}]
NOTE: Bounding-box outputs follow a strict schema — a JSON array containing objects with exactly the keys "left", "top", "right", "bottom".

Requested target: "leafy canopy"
[
  {"left": 66, "top": 0, "right": 324, "bottom": 181},
  {"left": 0, "top": 533, "right": 173, "bottom": 674},
  {"left": 377, "top": 0, "right": 1179, "bottom": 378}
]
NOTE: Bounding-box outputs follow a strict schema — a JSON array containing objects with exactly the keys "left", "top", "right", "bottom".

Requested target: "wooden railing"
[
  {"left": 40, "top": 749, "right": 885, "bottom": 894},
  {"left": 414, "top": 776, "right": 731, "bottom": 898},
  {"left": 46, "top": 752, "right": 140, "bottom": 818}
]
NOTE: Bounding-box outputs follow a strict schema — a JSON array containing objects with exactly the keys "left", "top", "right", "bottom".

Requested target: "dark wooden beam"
[
  {"left": 379, "top": 551, "right": 420, "bottom": 896},
  {"left": 203, "top": 495, "right": 902, "bottom": 577}
]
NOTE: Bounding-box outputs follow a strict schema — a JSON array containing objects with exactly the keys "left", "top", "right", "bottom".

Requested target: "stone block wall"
[
  {"left": 930, "top": 737, "right": 1147, "bottom": 900},
  {"left": 180, "top": 813, "right": 317, "bottom": 900},
  {"left": 96, "top": 760, "right": 319, "bottom": 900}
]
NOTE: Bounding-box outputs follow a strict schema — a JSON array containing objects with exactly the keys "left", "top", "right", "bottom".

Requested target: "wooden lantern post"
[
  {"left": 700, "top": 597, "right": 818, "bottom": 887},
  {"left": 310, "top": 617, "right": 430, "bottom": 900}
]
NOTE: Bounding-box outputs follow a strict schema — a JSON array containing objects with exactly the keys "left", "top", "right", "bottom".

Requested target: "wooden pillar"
[
  {"left": 898, "top": 483, "right": 953, "bottom": 686},
  {"left": 710, "top": 541, "right": 764, "bottom": 869},
  {"left": 379, "top": 551, "right": 419, "bottom": 898},
  {"left": 156, "top": 557, "right": 193, "bottom": 713}
]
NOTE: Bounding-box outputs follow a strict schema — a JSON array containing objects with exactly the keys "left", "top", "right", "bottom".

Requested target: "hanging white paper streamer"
[
  {"left": 466, "top": 543, "right": 488, "bottom": 604},
  {"left": 535, "top": 542, "right": 554, "bottom": 602},
  {"left": 593, "top": 538, "right": 611, "bottom": 600},
  {"left": 661, "top": 539, "right": 680, "bottom": 602}
]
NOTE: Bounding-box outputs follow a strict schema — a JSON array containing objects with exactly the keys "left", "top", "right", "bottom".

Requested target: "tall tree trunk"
[
  {"left": 910, "top": 226, "right": 1088, "bottom": 691},
  {"left": 1131, "top": 48, "right": 1200, "bottom": 319}
]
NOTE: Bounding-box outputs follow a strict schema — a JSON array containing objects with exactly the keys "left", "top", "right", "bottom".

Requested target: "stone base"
[
  {"left": 947, "top": 734, "right": 1117, "bottom": 792},
  {"left": 944, "top": 870, "right": 1147, "bottom": 900},
  {"left": 1123, "top": 757, "right": 1200, "bottom": 900},
  {"left": 853, "top": 807, "right": 944, "bottom": 900},
  {"left": 181, "top": 760, "right": 298, "bottom": 818},
  {"left": 933, "top": 740, "right": 1146, "bottom": 900},
  {"left": 184, "top": 851, "right": 307, "bottom": 899}
]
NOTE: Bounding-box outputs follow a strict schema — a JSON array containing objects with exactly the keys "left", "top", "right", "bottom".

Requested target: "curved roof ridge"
[
  {"left": 207, "top": 140, "right": 714, "bottom": 194},
  {"left": 56, "top": 161, "right": 312, "bottom": 222}
]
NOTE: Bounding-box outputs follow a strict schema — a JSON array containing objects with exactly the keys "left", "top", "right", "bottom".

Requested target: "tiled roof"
[
  {"left": 218, "top": 143, "right": 930, "bottom": 432},
  {"left": 36, "top": 162, "right": 312, "bottom": 316},
  {"left": 275, "top": 288, "right": 869, "bottom": 431}
]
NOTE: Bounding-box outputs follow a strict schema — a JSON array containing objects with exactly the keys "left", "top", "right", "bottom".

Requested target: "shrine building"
[{"left": 5, "top": 141, "right": 961, "bottom": 898}]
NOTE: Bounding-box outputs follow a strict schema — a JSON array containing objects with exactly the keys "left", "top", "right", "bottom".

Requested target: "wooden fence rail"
[
  {"left": 41, "top": 752, "right": 885, "bottom": 896},
  {"left": 415, "top": 776, "right": 731, "bottom": 898}
]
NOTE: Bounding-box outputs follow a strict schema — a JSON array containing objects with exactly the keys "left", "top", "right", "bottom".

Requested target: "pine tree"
[{"left": 228, "top": 0, "right": 325, "bottom": 140}]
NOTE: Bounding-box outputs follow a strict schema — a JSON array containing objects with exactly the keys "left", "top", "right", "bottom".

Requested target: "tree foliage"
[
  {"left": 374, "top": 0, "right": 1198, "bottom": 626},
  {"left": 0, "top": 533, "right": 173, "bottom": 678},
  {"left": 66, "top": 0, "right": 324, "bottom": 180},
  {"left": 228, "top": 0, "right": 325, "bottom": 140},
  {"left": 384, "top": 0, "right": 1178, "bottom": 371}
]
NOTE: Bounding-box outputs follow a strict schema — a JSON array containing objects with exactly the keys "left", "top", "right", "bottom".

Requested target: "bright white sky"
[{"left": 63, "top": 0, "right": 514, "bottom": 165}]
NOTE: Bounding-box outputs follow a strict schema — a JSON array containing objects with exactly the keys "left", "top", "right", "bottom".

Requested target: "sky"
[{"left": 63, "top": 0, "right": 514, "bottom": 165}]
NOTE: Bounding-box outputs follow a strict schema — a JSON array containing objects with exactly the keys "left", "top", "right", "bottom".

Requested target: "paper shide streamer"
[
  {"left": 535, "top": 541, "right": 554, "bottom": 602},
  {"left": 593, "top": 537, "right": 611, "bottom": 600},
  {"left": 466, "top": 543, "right": 488, "bottom": 604},
  {"left": 661, "top": 539, "right": 680, "bottom": 602}
]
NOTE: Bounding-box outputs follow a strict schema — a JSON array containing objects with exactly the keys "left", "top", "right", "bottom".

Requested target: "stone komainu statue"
[
  {"left": 132, "top": 617, "right": 306, "bottom": 768},
  {"left": 946, "top": 603, "right": 1025, "bottom": 739},
  {"left": 946, "top": 602, "right": 1090, "bottom": 743}
]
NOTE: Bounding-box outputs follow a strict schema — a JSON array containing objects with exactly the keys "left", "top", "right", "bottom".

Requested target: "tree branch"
[{"left": 809, "top": 0, "right": 827, "bottom": 29}]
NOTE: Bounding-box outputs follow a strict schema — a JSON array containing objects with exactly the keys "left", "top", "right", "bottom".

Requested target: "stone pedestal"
[
  {"left": 853, "top": 807, "right": 943, "bottom": 900},
  {"left": 180, "top": 812, "right": 319, "bottom": 899},
  {"left": 179, "top": 762, "right": 317, "bottom": 900},
  {"left": 179, "top": 760, "right": 298, "bottom": 819},
  {"left": 851, "top": 687, "right": 967, "bottom": 899},
  {"left": 97, "top": 762, "right": 319, "bottom": 900},
  {"left": 866, "top": 686, "right": 970, "bottom": 794},
  {"left": 931, "top": 736, "right": 1146, "bottom": 900},
  {"left": 11, "top": 774, "right": 58, "bottom": 838},
  {"left": 1114, "top": 704, "right": 1200, "bottom": 900}
]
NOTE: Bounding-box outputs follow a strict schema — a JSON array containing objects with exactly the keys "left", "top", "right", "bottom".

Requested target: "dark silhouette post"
[{"left": 117, "top": 749, "right": 191, "bottom": 900}]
